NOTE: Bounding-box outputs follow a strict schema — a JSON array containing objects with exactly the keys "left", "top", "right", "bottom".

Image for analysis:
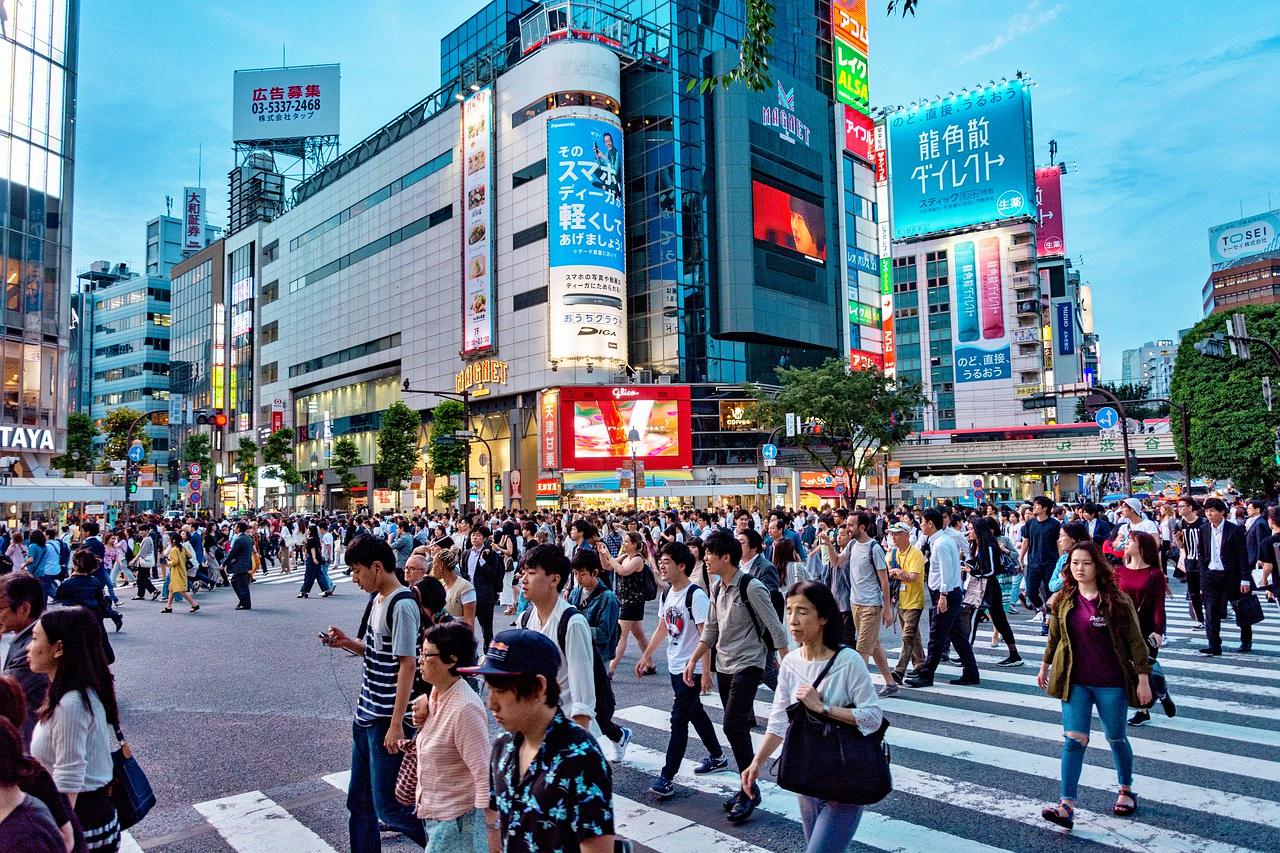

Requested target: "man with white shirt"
[
  {"left": 905, "top": 508, "right": 979, "bottom": 688},
  {"left": 1111, "top": 498, "right": 1158, "bottom": 554},
  {"left": 1199, "top": 498, "right": 1253, "bottom": 655}
]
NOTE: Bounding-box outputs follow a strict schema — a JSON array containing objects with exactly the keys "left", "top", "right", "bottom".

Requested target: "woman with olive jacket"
[{"left": 1037, "top": 540, "right": 1151, "bottom": 832}]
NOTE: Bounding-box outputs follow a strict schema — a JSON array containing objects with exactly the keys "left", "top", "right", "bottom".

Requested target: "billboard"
[
  {"left": 558, "top": 385, "right": 692, "bottom": 472},
  {"left": 951, "top": 233, "right": 1011, "bottom": 383},
  {"left": 1055, "top": 300, "right": 1076, "bottom": 355},
  {"left": 232, "top": 65, "right": 340, "bottom": 143},
  {"left": 833, "top": 39, "right": 870, "bottom": 114},
  {"left": 461, "top": 89, "right": 495, "bottom": 355},
  {"left": 850, "top": 349, "right": 884, "bottom": 371},
  {"left": 1209, "top": 210, "right": 1280, "bottom": 270},
  {"left": 888, "top": 80, "right": 1036, "bottom": 240},
  {"left": 540, "top": 389, "right": 560, "bottom": 470},
  {"left": 843, "top": 106, "right": 875, "bottom": 164},
  {"left": 752, "top": 180, "right": 826, "bottom": 262},
  {"left": 182, "top": 187, "right": 206, "bottom": 252},
  {"left": 833, "top": 0, "right": 868, "bottom": 53},
  {"left": 1034, "top": 167, "right": 1065, "bottom": 257},
  {"left": 547, "top": 114, "right": 627, "bottom": 364}
]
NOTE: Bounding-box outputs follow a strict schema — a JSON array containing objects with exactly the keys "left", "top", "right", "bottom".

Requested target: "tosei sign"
[
  {"left": 1209, "top": 210, "right": 1280, "bottom": 270},
  {"left": 232, "top": 65, "right": 340, "bottom": 143}
]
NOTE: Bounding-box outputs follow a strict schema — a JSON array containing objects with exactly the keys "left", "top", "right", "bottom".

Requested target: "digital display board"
[
  {"left": 752, "top": 180, "right": 826, "bottom": 262},
  {"left": 558, "top": 385, "right": 692, "bottom": 472}
]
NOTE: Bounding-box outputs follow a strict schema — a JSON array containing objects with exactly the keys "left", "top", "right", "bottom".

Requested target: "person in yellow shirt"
[{"left": 887, "top": 523, "right": 925, "bottom": 683}]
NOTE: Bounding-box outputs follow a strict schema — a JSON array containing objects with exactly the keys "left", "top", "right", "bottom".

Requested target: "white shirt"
[
  {"left": 1209, "top": 520, "right": 1226, "bottom": 572},
  {"left": 659, "top": 583, "right": 709, "bottom": 674},
  {"left": 523, "top": 597, "right": 597, "bottom": 722},
  {"left": 766, "top": 648, "right": 882, "bottom": 739},
  {"left": 31, "top": 689, "right": 115, "bottom": 793},
  {"left": 926, "top": 530, "right": 962, "bottom": 592}
]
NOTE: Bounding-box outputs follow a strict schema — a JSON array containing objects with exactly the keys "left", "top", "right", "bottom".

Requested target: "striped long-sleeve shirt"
[{"left": 413, "top": 678, "right": 492, "bottom": 820}]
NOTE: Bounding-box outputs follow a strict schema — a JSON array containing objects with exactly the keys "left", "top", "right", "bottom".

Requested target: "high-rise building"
[
  {"left": 0, "top": 1, "right": 79, "bottom": 476},
  {"left": 1203, "top": 209, "right": 1280, "bottom": 314},
  {"left": 1120, "top": 338, "right": 1176, "bottom": 399}
]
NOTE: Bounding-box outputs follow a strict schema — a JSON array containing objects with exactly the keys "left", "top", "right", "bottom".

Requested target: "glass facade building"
[{"left": 1, "top": 0, "right": 78, "bottom": 470}]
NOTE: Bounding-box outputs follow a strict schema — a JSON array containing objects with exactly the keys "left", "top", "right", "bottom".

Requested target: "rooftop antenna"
[
  {"left": 165, "top": 195, "right": 173, "bottom": 216},
  {"left": 282, "top": 42, "right": 286, "bottom": 67},
  {"left": 197, "top": 142, "right": 202, "bottom": 187},
  {"left": 1048, "top": 138, "right": 1058, "bottom": 166}
]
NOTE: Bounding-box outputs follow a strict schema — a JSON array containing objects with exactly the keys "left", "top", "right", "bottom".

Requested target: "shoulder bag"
[
  {"left": 776, "top": 648, "right": 893, "bottom": 805},
  {"left": 1233, "top": 591, "right": 1265, "bottom": 627},
  {"left": 110, "top": 724, "right": 156, "bottom": 830},
  {"left": 394, "top": 738, "right": 419, "bottom": 806}
]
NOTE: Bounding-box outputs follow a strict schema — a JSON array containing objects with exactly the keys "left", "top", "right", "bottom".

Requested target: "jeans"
[
  {"left": 917, "top": 589, "right": 978, "bottom": 680},
  {"left": 1060, "top": 683, "right": 1133, "bottom": 801},
  {"left": 1201, "top": 571, "right": 1250, "bottom": 651},
  {"left": 39, "top": 575, "right": 58, "bottom": 602},
  {"left": 301, "top": 558, "right": 333, "bottom": 594},
  {"left": 94, "top": 566, "right": 119, "bottom": 604},
  {"left": 798, "top": 795, "right": 864, "bottom": 852},
  {"left": 894, "top": 607, "right": 925, "bottom": 677},
  {"left": 663, "top": 673, "right": 723, "bottom": 780},
  {"left": 716, "top": 666, "right": 763, "bottom": 772},
  {"left": 348, "top": 719, "right": 426, "bottom": 853},
  {"left": 422, "top": 809, "right": 486, "bottom": 853}
]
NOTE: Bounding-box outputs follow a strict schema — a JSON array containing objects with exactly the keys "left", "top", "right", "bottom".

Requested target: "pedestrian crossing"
[{"left": 118, "top": 605, "right": 1280, "bottom": 852}]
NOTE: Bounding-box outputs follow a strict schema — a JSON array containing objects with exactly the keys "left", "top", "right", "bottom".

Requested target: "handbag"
[
  {"left": 1232, "top": 592, "right": 1265, "bottom": 627},
  {"left": 776, "top": 648, "right": 893, "bottom": 805},
  {"left": 110, "top": 725, "right": 155, "bottom": 830},
  {"left": 639, "top": 563, "right": 658, "bottom": 601},
  {"left": 962, "top": 576, "right": 988, "bottom": 609},
  {"left": 394, "top": 738, "right": 418, "bottom": 807}
]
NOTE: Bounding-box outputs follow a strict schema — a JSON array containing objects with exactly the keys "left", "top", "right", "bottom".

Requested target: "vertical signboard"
[
  {"left": 271, "top": 397, "right": 285, "bottom": 432},
  {"left": 1035, "top": 166, "right": 1065, "bottom": 257},
  {"left": 461, "top": 88, "right": 495, "bottom": 356},
  {"left": 843, "top": 107, "right": 875, "bottom": 164},
  {"left": 832, "top": 1, "right": 869, "bottom": 114},
  {"left": 540, "top": 389, "right": 560, "bottom": 470},
  {"left": 951, "top": 233, "right": 1011, "bottom": 383},
  {"left": 546, "top": 114, "right": 627, "bottom": 365},
  {"left": 182, "top": 187, "right": 206, "bottom": 252},
  {"left": 1055, "top": 301, "right": 1076, "bottom": 355},
  {"left": 875, "top": 120, "right": 894, "bottom": 377},
  {"left": 888, "top": 80, "right": 1036, "bottom": 239},
  {"left": 833, "top": 0, "right": 869, "bottom": 53}
]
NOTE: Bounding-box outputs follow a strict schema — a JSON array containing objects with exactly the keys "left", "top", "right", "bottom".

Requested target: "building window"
[
  {"left": 261, "top": 321, "right": 279, "bottom": 344},
  {"left": 512, "top": 222, "right": 547, "bottom": 250},
  {"left": 513, "top": 286, "right": 548, "bottom": 311},
  {"left": 261, "top": 280, "right": 279, "bottom": 305},
  {"left": 260, "top": 361, "right": 278, "bottom": 383},
  {"left": 288, "top": 333, "right": 401, "bottom": 379},
  {"left": 510, "top": 91, "right": 620, "bottom": 129},
  {"left": 512, "top": 159, "right": 547, "bottom": 188}
]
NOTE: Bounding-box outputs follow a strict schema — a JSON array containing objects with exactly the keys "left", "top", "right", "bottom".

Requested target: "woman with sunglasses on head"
[{"left": 1038, "top": 541, "right": 1151, "bottom": 830}]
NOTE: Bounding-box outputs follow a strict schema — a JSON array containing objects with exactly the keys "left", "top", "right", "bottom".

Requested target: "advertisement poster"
[
  {"left": 833, "top": 38, "right": 870, "bottom": 114},
  {"left": 843, "top": 106, "right": 875, "bottom": 164},
  {"left": 182, "top": 187, "right": 206, "bottom": 252},
  {"left": 461, "top": 89, "right": 495, "bottom": 355},
  {"left": 833, "top": 0, "right": 868, "bottom": 53},
  {"left": 1034, "top": 166, "right": 1065, "bottom": 257},
  {"left": 558, "top": 385, "right": 692, "bottom": 471},
  {"left": 232, "top": 65, "right": 340, "bottom": 143},
  {"left": 1055, "top": 300, "right": 1076, "bottom": 355},
  {"left": 752, "top": 180, "right": 826, "bottom": 262},
  {"left": 1208, "top": 209, "right": 1280, "bottom": 270},
  {"left": 547, "top": 114, "right": 627, "bottom": 364},
  {"left": 952, "top": 234, "right": 1011, "bottom": 383},
  {"left": 888, "top": 80, "right": 1036, "bottom": 240},
  {"left": 540, "top": 389, "right": 560, "bottom": 470}
]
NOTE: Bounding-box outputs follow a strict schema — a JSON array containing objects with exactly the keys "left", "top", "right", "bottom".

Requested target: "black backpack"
[
  {"left": 356, "top": 588, "right": 431, "bottom": 700},
  {"left": 521, "top": 606, "right": 615, "bottom": 725},
  {"left": 734, "top": 574, "right": 779, "bottom": 654}
]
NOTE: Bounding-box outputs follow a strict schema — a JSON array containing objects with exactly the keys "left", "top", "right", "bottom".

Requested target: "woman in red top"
[{"left": 1120, "top": 531, "right": 1174, "bottom": 726}]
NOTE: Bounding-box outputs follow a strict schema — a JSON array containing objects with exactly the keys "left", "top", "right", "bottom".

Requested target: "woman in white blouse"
[
  {"left": 741, "top": 580, "right": 881, "bottom": 853},
  {"left": 27, "top": 607, "right": 122, "bottom": 852}
]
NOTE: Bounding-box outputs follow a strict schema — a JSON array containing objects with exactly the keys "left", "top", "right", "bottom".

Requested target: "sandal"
[
  {"left": 1041, "top": 801, "right": 1074, "bottom": 829},
  {"left": 1113, "top": 790, "right": 1137, "bottom": 817},
  {"left": 189, "top": 604, "right": 200, "bottom": 613}
]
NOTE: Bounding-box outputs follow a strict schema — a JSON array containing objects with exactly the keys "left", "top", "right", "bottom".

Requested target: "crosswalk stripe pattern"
[{"left": 119, "top": 599, "right": 1279, "bottom": 852}]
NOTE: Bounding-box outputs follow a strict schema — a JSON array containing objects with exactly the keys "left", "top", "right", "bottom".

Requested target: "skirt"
[{"left": 77, "top": 785, "right": 120, "bottom": 852}]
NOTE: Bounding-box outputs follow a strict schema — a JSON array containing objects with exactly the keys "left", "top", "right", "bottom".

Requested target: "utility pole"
[
  {"left": 401, "top": 381, "right": 472, "bottom": 511},
  {"left": 1085, "top": 386, "right": 1133, "bottom": 494}
]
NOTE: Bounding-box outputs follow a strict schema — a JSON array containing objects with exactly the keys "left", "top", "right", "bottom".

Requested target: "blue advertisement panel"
[
  {"left": 952, "top": 233, "right": 1011, "bottom": 383},
  {"left": 888, "top": 80, "right": 1035, "bottom": 240},
  {"left": 1208, "top": 209, "right": 1280, "bottom": 270},
  {"left": 547, "top": 114, "right": 627, "bottom": 364},
  {"left": 1056, "top": 300, "right": 1076, "bottom": 355}
]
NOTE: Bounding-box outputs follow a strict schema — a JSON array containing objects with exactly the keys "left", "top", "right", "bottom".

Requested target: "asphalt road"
[{"left": 108, "top": 568, "right": 1280, "bottom": 852}]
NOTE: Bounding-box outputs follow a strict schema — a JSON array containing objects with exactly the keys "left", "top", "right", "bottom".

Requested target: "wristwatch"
[{"left": 822, "top": 703, "right": 831, "bottom": 716}]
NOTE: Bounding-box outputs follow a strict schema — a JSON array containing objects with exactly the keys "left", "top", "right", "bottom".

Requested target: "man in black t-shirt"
[{"left": 1018, "top": 496, "right": 1061, "bottom": 615}]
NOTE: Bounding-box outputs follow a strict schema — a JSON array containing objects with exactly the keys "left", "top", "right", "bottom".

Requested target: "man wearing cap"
[
  {"left": 887, "top": 522, "right": 926, "bottom": 685},
  {"left": 463, "top": 629, "right": 615, "bottom": 853},
  {"left": 1110, "top": 498, "right": 1159, "bottom": 556}
]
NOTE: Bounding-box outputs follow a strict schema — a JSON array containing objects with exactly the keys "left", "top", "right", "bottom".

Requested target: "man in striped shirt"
[{"left": 323, "top": 535, "right": 425, "bottom": 852}]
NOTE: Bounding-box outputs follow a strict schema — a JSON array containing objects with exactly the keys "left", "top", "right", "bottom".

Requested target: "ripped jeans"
[{"left": 1060, "top": 683, "right": 1133, "bottom": 801}]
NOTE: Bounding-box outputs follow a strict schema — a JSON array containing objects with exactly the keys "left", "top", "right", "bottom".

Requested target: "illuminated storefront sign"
[
  {"left": 540, "top": 389, "right": 560, "bottom": 470},
  {"left": 718, "top": 401, "right": 759, "bottom": 432},
  {"left": 455, "top": 359, "right": 509, "bottom": 396},
  {"left": 0, "top": 426, "right": 55, "bottom": 452},
  {"left": 461, "top": 88, "right": 496, "bottom": 355},
  {"left": 761, "top": 81, "right": 813, "bottom": 147}
]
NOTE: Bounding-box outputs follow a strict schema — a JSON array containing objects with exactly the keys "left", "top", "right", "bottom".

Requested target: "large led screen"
[
  {"left": 752, "top": 180, "right": 826, "bottom": 262},
  {"left": 558, "top": 385, "right": 692, "bottom": 471}
]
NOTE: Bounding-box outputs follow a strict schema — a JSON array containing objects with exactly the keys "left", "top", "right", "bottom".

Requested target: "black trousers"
[
  {"left": 1186, "top": 569, "right": 1204, "bottom": 624},
  {"left": 977, "top": 577, "right": 1017, "bottom": 654},
  {"left": 716, "top": 666, "right": 763, "bottom": 773},
  {"left": 476, "top": 595, "right": 497, "bottom": 646},
  {"left": 133, "top": 569, "right": 157, "bottom": 597},
  {"left": 662, "top": 673, "right": 722, "bottom": 780},
  {"left": 230, "top": 572, "right": 252, "bottom": 608},
  {"left": 918, "top": 588, "right": 978, "bottom": 680},
  {"left": 1201, "top": 571, "right": 1251, "bottom": 651}
]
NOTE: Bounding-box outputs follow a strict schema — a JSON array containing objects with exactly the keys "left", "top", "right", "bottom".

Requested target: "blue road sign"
[
  {"left": 127, "top": 444, "right": 145, "bottom": 463},
  {"left": 1094, "top": 407, "right": 1119, "bottom": 430},
  {"left": 178, "top": 478, "right": 188, "bottom": 490},
  {"left": 761, "top": 444, "right": 778, "bottom": 460}
]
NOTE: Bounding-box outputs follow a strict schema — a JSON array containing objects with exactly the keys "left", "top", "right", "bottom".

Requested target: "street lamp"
[
  {"left": 627, "top": 427, "right": 640, "bottom": 511},
  {"left": 402, "top": 380, "right": 474, "bottom": 512}
]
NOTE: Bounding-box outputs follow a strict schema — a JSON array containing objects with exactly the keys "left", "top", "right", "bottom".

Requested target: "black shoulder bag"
[{"left": 776, "top": 648, "right": 893, "bottom": 805}]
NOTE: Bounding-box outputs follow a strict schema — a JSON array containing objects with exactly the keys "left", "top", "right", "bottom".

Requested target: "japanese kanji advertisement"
[
  {"left": 182, "top": 187, "right": 205, "bottom": 252},
  {"left": 546, "top": 114, "right": 627, "bottom": 364},
  {"left": 461, "top": 88, "right": 495, "bottom": 355},
  {"left": 232, "top": 65, "right": 340, "bottom": 143},
  {"left": 951, "top": 232, "right": 1012, "bottom": 384}
]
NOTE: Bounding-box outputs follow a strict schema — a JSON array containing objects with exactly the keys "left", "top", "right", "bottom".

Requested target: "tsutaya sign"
[
  {"left": 762, "top": 81, "right": 812, "bottom": 147},
  {"left": 0, "top": 426, "right": 55, "bottom": 451},
  {"left": 455, "top": 359, "right": 509, "bottom": 396}
]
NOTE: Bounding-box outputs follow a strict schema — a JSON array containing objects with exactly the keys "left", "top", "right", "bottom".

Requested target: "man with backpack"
[
  {"left": 846, "top": 512, "right": 899, "bottom": 697},
  {"left": 518, "top": 544, "right": 631, "bottom": 761},
  {"left": 682, "top": 531, "right": 788, "bottom": 825}
]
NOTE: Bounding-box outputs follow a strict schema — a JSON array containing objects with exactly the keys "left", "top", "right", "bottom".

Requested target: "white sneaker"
[
  {"left": 990, "top": 636, "right": 1000, "bottom": 648},
  {"left": 1025, "top": 613, "right": 1043, "bottom": 623}
]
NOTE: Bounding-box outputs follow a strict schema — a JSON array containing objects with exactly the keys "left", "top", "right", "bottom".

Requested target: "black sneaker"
[
  {"left": 891, "top": 671, "right": 904, "bottom": 685},
  {"left": 694, "top": 754, "right": 729, "bottom": 775},
  {"left": 997, "top": 655, "right": 1024, "bottom": 667},
  {"left": 723, "top": 790, "right": 743, "bottom": 812},
  {"left": 727, "top": 786, "right": 761, "bottom": 824},
  {"left": 1128, "top": 709, "right": 1150, "bottom": 727},
  {"left": 1160, "top": 694, "right": 1177, "bottom": 718},
  {"left": 1198, "top": 647, "right": 1221, "bottom": 656}
]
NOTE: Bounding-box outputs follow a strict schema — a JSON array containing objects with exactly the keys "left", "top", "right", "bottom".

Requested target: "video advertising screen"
[
  {"left": 752, "top": 180, "right": 827, "bottom": 262},
  {"left": 558, "top": 385, "right": 692, "bottom": 471}
]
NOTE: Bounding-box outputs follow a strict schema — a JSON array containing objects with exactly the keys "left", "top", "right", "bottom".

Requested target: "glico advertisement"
[
  {"left": 888, "top": 79, "right": 1036, "bottom": 240},
  {"left": 558, "top": 385, "right": 692, "bottom": 472},
  {"left": 461, "top": 88, "right": 495, "bottom": 355},
  {"left": 950, "top": 231, "right": 1012, "bottom": 383},
  {"left": 547, "top": 115, "right": 627, "bottom": 365}
]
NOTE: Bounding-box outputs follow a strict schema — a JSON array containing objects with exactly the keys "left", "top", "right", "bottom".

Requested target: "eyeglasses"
[{"left": 419, "top": 652, "right": 442, "bottom": 659}]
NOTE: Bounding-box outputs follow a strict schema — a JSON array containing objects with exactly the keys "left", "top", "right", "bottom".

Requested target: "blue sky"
[{"left": 72, "top": 1, "right": 1280, "bottom": 379}]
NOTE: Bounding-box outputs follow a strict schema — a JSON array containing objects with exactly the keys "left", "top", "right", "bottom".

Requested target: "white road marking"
[{"left": 193, "top": 790, "right": 340, "bottom": 853}]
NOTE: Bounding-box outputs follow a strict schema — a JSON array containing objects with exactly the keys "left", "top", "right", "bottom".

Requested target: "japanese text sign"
[
  {"left": 232, "top": 65, "right": 339, "bottom": 142},
  {"left": 461, "top": 88, "right": 495, "bottom": 355},
  {"left": 182, "top": 187, "right": 205, "bottom": 251},
  {"left": 1035, "top": 166, "right": 1065, "bottom": 257}
]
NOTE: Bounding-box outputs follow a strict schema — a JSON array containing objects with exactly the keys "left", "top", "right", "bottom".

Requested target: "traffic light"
[
  {"left": 125, "top": 459, "right": 139, "bottom": 495},
  {"left": 756, "top": 472, "right": 765, "bottom": 490},
  {"left": 211, "top": 410, "right": 228, "bottom": 428},
  {"left": 194, "top": 409, "right": 209, "bottom": 425},
  {"left": 493, "top": 476, "right": 502, "bottom": 494},
  {"left": 1194, "top": 333, "right": 1228, "bottom": 359}
]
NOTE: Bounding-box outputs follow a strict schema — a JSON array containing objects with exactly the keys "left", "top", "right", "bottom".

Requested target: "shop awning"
[{"left": 0, "top": 477, "right": 129, "bottom": 503}]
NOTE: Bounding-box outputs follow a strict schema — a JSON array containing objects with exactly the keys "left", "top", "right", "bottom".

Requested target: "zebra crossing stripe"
[
  {"left": 118, "top": 831, "right": 144, "bottom": 853},
  {"left": 193, "top": 790, "right": 340, "bottom": 853},
  {"left": 1003, "top": 636, "right": 1280, "bottom": 689},
  {"left": 616, "top": 707, "right": 1251, "bottom": 853},
  {"left": 614, "top": 794, "right": 777, "bottom": 852}
]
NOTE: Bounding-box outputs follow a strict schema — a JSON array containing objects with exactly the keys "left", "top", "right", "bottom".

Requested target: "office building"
[
  {"left": 1203, "top": 209, "right": 1280, "bottom": 314},
  {"left": 1120, "top": 338, "right": 1176, "bottom": 399}
]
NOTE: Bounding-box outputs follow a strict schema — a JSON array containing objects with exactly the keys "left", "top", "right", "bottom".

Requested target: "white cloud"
[{"left": 961, "top": 1, "right": 1064, "bottom": 63}]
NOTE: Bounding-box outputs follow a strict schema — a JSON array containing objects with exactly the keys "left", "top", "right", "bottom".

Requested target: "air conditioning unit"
[
  {"left": 638, "top": 369, "right": 653, "bottom": 384},
  {"left": 656, "top": 374, "right": 672, "bottom": 385}
]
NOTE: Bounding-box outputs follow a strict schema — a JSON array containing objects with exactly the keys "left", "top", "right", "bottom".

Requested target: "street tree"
[
  {"left": 261, "top": 428, "right": 302, "bottom": 487},
  {"left": 748, "top": 358, "right": 928, "bottom": 505},
  {"left": 52, "top": 412, "right": 98, "bottom": 475},
  {"left": 182, "top": 433, "right": 213, "bottom": 473},
  {"left": 331, "top": 436, "right": 363, "bottom": 492},
  {"left": 1171, "top": 304, "right": 1280, "bottom": 495},
  {"left": 1074, "top": 381, "right": 1168, "bottom": 422},
  {"left": 427, "top": 399, "right": 466, "bottom": 480},
  {"left": 100, "top": 407, "right": 152, "bottom": 467},
  {"left": 377, "top": 401, "right": 422, "bottom": 502},
  {"left": 236, "top": 438, "right": 259, "bottom": 491}
]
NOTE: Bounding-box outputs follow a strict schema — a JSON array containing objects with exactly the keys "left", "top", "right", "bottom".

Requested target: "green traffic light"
[{"left": 128, "top": 482, "right": 138, "bottom": 494}]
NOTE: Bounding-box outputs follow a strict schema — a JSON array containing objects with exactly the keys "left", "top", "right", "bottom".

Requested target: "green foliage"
[
  {"left": 886, "top": 0, "right": 919, "bottom": 16},
  {"left": 1073, "top": 382, "right": 1169, "bottom": 422},
  {"left": 749, "top": 358, "right": 929, "bottom": 503},
  {"left": 53, "top": 412, "right": 97, "bottom": 475},
  {"left": 236, "top": 438, "right": 259, "bottom": 490},
  {"left": 438, "top": 483, "right": 459, "bottom": 507},
  {"left": 100, "top": 408, "right": 151, "bottom": 467},
  {"left": 331, "top": 436, "right": 363, "bottom": 492},
  {"left": 181, "top": 433, "right": 213, "bottom": 473},
  {"left": 1170, "top": 304, "right": 1280, "bottom": 494},
  {"left": 261, "top": 427, "right": 302, "bottom": 487},
  {"left": 377, "top": 401, "right": 422, "bottom": 492},
  {"left": 428, "top": 400, "right": 466, "bottom": 476}
]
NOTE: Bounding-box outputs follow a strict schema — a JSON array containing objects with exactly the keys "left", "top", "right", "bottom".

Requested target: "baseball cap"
[
  {"left": 459, "top": 629, "right": 560, "bottom": 682},
  {"left": 1122, "top": 498, "right": 1144, "bottom": 514},
  {"left": 888, "top": 522, "right": 913, "bottom": 535}
]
